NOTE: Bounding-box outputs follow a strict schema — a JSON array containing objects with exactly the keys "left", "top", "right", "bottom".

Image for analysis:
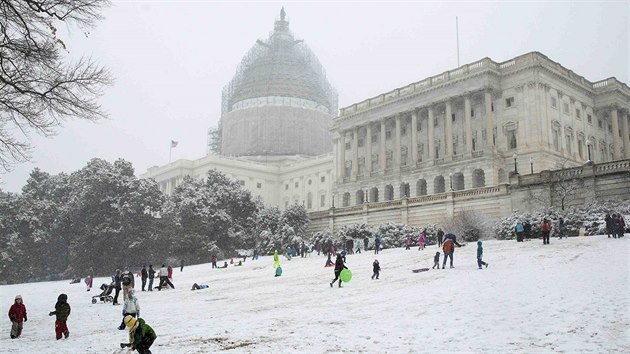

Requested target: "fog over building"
[{"left": 142, "top": 10, "right": 630, "bottom": 231}]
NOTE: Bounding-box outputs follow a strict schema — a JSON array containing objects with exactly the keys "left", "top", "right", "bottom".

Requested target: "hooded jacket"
[
  {"left": 51, "top": 294, "right": 71, "bottom": 321},
  {"left": 123, "top": 294, "right": 140, "bottom": 314},
  {"left": 476, "top": 241, "right": 483, "bottom": 258},
  {"left": 8, "top": 298, "right": 27, "bottom": 323},
  {"left": 334, "top": 256, "right": 347, "bottom": 273},
  {"left": 131, "top": 318, "right": 157, "bottom": 350}
]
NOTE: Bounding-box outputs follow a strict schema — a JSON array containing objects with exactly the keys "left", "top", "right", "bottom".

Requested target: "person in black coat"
[
  {"left": 371, "top": 260, "right": 381, "bottom": 279},
  {"left": 329, "top": 254, "right": 348, "bottom": 288},
  {"left": 605, "top": 213, "right": 612, "bottom": 238},
  {"left": 140, "top": 266, "right": 148, "bottom": 292},
  {"left": 437, "top": 229, "right": 445, "bottom": 247},
  {"left": 113, "top": 269, "right": 122, "bottom": 305},
  {"left": 147, "top": 265, "right": 155, "bottom": 292}
]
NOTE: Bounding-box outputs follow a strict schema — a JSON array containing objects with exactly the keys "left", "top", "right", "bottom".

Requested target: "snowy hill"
[{"left": 1, "top": 236, "right": 628, "bottom": 353}]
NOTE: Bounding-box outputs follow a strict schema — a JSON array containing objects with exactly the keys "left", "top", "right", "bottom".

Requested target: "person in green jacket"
[
  {"left": 122, "top": 315, "right": 157, "bottom": 354},
  {"left": 477, "top": 241, "right": 489, "bottom": 269},
  {"left": 48, "top": 293, "right": 71, "bottom": 340},
  {"left": 273, "top": 249, "right": 280, "bottom": 268}
]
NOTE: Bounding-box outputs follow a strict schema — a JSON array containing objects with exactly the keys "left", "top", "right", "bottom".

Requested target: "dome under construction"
[{"left": 220, "top": 8, "right": 338, "bottom": 157}]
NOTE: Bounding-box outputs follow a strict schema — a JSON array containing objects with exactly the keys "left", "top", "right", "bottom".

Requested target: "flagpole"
[
  {"left": 169, "top": 144, "right": 172, "bottom": 163},
  {"left": 456, "top": 16, "right": 460, "bottom": 67}
]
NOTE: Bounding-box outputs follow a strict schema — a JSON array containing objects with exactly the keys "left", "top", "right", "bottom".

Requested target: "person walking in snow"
[
  {"left": 404, "top": 236, "right": 411, "bottom": 250},
  {"left": 167, "top": 265, "right": 173, "bottom": 281},
  {"left": 442, "top": 238, "right": 456, "bottom": 269},
  {"left": 113, "top": 269, "right": 122, "bottom": 305},
  {"left": 437, "top": 229, "right": 444, "bottom": 247},
  {"left": 48, "top": 294, "right": 70, "bottom": 340},
  {"left": 118, "top": 289, "right": 140, "bottom": 330},
  {"left": 85, "top": 275, "right": 93, "bottom": 292},
  {"left": 371, "top": 260, "right": 381, "bottom": 280},
  {"left": 8, "top": 295, "right": 27, "bottom": 339},
  {"left": 273, "top": 249, "right": 281, "bottom": 268},
  {"left": 363, "top": 236, "right": 369, "bottom": 252},
  {"left": 515, "top": 221, "right": 524, "bottom": 242},
  {"left": 605, "top": 213, "right": 612, "bottom": 238},
  {"left": 418, "top": 230, "right": 426, "bottom": 250},
  {"left": 330, "top": 254, "right": 348, "bottom": 288},
  {"left": 140, "top": 266, "right": 148, "bottom": 292},
  {"left": 476, "top": 241, "right": 489, "bottom": 269},
  {"left": 374, "top": 235, "right": 381, "bottom": 254},
  {"left": 325, "top": 253, "right": 334, "bottom": 267},
  {"left": 121, "top": 269, "right": 134, "bottom": 301},
  {"left": 619, "top": 215, "right": 626, "bottom": 238},
  {"left": 432, "top": 252, "right": 440, "bottom": 269},
  {"left": 147, "top": 265, "right": 155, "bottom": 292},
  {"left": 211, "top": 255, "right": 218, "bottom": 269},
  {"left": 541, "top": 219, "right": 552, "bottom": 244},
  {"left": 180, "top": 259, "right": 184, "bottom": 272},
  {"left": 158, "top": 264, "right": 174, "bottom": 290},
  {"left": 557, "top": 217, "right": 566, "bottom": 239},
  {"left": 121, "top": 315, "right": 157, "bottom": 354}
]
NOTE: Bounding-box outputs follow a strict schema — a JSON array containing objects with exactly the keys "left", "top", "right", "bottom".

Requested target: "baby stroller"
[{"left": 92, "top": 283, "right": 114, "bottom": 304}]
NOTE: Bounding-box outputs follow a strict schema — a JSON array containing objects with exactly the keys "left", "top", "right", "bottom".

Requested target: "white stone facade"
[{"left": 332, "top": 52, "right": 630, "bottom": 207}]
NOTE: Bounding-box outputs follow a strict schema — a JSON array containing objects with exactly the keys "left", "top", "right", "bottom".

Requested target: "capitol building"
[{"left": 141, "top": 9, "right": 630, "bottom": 232}]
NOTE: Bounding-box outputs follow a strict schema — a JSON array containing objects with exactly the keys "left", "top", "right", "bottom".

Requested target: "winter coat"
[
  {"left": 141, "top": 268, "right": 148, "bottom": 279},
  {"left": 605, "top": 214, "right": 612, "bottom": 228},
  {"left": 334, "top": 257, "right": 347, "bottom": 273},
  {"left": 51, "top": 299, "right": 71, "bottom": 322},
  {"left": 114, "top": 274, "right": 122, "bottom": 290},
  {"left": 148, "top": 267, "right": 155, "bottom": 279},
  {"left": 123, "top": 295, "right": 140, "bottom": 315},
  {"left": 122, "top": 272, "right": 134, "bottom": 287},
  {"left": 476, "top": 242, "right": 483, "bottom": 258},
  {"left": 372, "top": 262, "right": 381, "bottom": 273},
  {"left": 273, "top": 251, "right": 279, "bottom": 262},
  {"left": 131, "top": 318, "right": 157, "bottom": 349},
  {"left": 437, "top": 230, "right": 444, "bottom": 240},
  {"left": 433, "top": 253, "right": 440, "bottom": 262},
  {"left": 442, "top": 239, "right": 454, "bottom": 253},
  {"left": 159, "top": 267, "right": 168, "bottom": 277},
  {"left": 541, "top": 221, "right": 551, "bottom": 232},
  {"left": 515, "top": 223, "right": 524, "bottom": 233},
  {"left": 418, "top": 234, "right": 426, "bottom": 244},
  {"left": 167, "top": 266, "right": 173, "bottom": 279},
  {"left": 8, "top": 302, "right": 27, "bottom": 323}
]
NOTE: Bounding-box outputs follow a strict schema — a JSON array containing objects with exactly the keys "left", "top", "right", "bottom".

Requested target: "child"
[
  {"left": 324, "top": 253, "right": 334, "bottom": 267},
  {"left": 85, "top": 275, "right": 93, "bottom": 292},
  {"left": 275, "top": 266, "right": 283, "bottom": 277},
  {"left": 477, "top": 241, "right": 489, "bottom": 269},
  {"left": 371, "top": 260, "right": 381, "bottom": 280},
  {"left": 8, "top": 295, "right": 27, "bottom": 339},
  {"left": 191, "top": 283, "right": 209, "bottom": 290},
  {"left": 432, "top": 252, "right": 440, "bottom": 269},
  {"left": 330, "top": 254, "right": 348, "bottom": 288},
  {"left": 121, "top": 315, "right": 157, "bottom": 354},
  {"left": 235, "top": 260, "right": 243, "bottom": 266},
  {"left": 118, "top": 289, "right": 140, "bottom": 330},
  {"left": 48, "top": 294, "right": 71, "bottom": 340},
  {"left": 273, "top": 249, "right": 280, "bottom": 268},
  {"left": 418, "top": 231, "right": 426, "bottom": 250}
]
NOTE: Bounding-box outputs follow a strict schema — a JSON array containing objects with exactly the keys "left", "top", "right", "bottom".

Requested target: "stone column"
[
  {"left": 445, "top": 99, "right": 453, "bottom": 157},
  {"left": 464, "top": 95, "right": 473, "bottom": 154},
  {"left": 428, "top": 107, "right": 435, "bottom": 160},
  {"left": 352, "top": 127, "right": 358, "bottom": 178},
  {"left": 332, "top": 138, "right": 338, "bottom": 182},
  {"left": 620, "top": 110, "right": 630, "bottom": 159},
  {"left": 611, "top": 108, "right": 621, "bottom": 160},
  {"left": 395, "top": 114, "right": 401, "bottom": 169},
  {"left": 380, "top": 120, "right": 386, "bottom": 170},
  {"left": 485, "top": 91, "right": 494, "bottom": 148},
  {"left": 339, "top": 132, "right": 346, "bottom": 180},
  {"left": 411, "top": 110, "right": 418, "bottom": 164},
  {"left": 366, "top": 123, "right": 373, "bottom": 173}
]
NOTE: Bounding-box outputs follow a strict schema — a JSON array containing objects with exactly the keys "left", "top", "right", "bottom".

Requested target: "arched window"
[
  {"left": 416, "top": 179, "right": 427, "bottom": 196},
  {"left": 355, "top": 190, "right": 365, "bottom": 205},
  {"left": 400, "top": 182, "right": 410, "bottom": 198},
  {"left": 342, "top": 192, "right": 351, "bottom": 207},
  {"left": 472, "top": 169, "right": 486, "bottom": 188},
  {"left": 498, "top": 168, "right": 508, "bottom": 184},
  {"left": 453, "top": 172, "right": 465, "bottom": 191},
  {"left": 434, "top": 176, "right": 445, "bottom": 193},
  {"left": 369, "top": 187, "right": 379, "bottom": 203},
  {"left": 384, "top": 185, "right": 394, "bottom": 201}
]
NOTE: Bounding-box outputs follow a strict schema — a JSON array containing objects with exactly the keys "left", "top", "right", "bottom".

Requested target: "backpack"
[{"left": 122, "top": 274, "right": 132, "bottom": 286}]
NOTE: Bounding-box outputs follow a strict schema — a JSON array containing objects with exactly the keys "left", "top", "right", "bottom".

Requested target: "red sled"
[{"left": 412, "top": 268, "right": 430, "bottom": 273}]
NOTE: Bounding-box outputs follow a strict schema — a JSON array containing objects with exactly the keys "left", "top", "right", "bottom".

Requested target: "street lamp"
[
  {"left": 513, "top": 153, "right": 518, "bottom": 174},
  {"left": 529, "top": 157, "right": 533, "bottom": 174},
  {"left": 332, "top": 195, "right": 335, "bottom": 208},
  {"left": 449, "top": 172, "right": 453, "bottom": 191},
  {"left": 586, "top": 138, "right": 592, "bottom": 162},
  {"left": 365, "top": 189, "right": 369, "bottom": 203}
]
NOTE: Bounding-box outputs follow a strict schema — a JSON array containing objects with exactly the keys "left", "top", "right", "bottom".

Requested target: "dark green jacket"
[
  {"left": 52, "top": 301, "right": 71, "bottom": 321},
  {"left": 132, "top": 318, "right": 157, "bottom": 349}
]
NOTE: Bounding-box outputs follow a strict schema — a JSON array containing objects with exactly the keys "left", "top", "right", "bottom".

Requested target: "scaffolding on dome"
[{"left": 221, "top": 14, "right": 338, "bottom": 116}]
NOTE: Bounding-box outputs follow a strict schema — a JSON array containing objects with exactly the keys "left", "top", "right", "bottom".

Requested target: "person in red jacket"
[
  {"left": 541, "top": 219, "right": 552, "bottom": 245},
  {"left": 8, "top": 295, "right": 27, "bottom": 339}
]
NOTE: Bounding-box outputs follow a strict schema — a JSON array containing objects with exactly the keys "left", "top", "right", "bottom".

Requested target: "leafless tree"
[
  {"left": 550, "top": 158, "right": 585, "bottom": 211},
  {"left": 0, "top": 0, "right": 112, "bottom": 172}
]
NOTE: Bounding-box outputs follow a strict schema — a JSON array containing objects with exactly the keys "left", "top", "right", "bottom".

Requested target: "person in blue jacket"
[{"left": 477, "top": 241, "right": 488, "bottom": 269}]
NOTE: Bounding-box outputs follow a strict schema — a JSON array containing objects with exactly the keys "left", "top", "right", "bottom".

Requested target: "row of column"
[
  {"left": 610, "top": 108, "right": 630, "bottom": 160},
  {"left": 336, "top": 91, "right": 495, "bottom": 181}
]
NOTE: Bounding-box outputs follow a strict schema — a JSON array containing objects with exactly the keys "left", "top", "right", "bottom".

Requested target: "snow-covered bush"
[{"left": 443, "top": 210, "right": 493, "bottom": 242}]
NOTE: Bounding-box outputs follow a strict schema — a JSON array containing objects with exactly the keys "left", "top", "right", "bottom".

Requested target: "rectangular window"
[
  {"left": 358, "top": 138, "right": 364, "bottom": 147},
  {"left": 434, "top": 117, "right": 438, "bottom": 127},
  {"left": 563, "top": 102, "right": 569, "bottom": 114},
  {"left": 320, "top": 176, "right": 325, "bottom": 182},
  {"left": 551, "top": 97, "right": 557, "bottom": 109},
  {"left": 505, "top": 97, "right": 515, "bottom": 108},
  {"left": 491, "top": 102, "right": 494, "bottom": 112},
  {"left": 345, "top": 142, "right": 351, "bottom": 150},
  {"left": 256, "top": 183, "right": 262, "bottom": 189},
  {"left": 401, "top": 127, "right": 407, "bottom": 136},
  {"left": 598, "top": 119, "right": 603, "bottom": 129},
  {"left": 285, "top": 184, "right": 288, "bottom": 190},
  {"left": 451, "top": 113, "right": 456, "bottom": 122},
  {"left": 417, "top": 121, "right": 423, "bottom": 132},
  {"left": 471, "top": 109, "right": 475, "bottom": 117},
  {"left": 320, "top": 195, "right": 325, "bottom": 207},
  {"left": 386, "top": 131, "right": 392, "bottom": 140},
  {"left": 575, "top": 109, "right": 581, "bottom": 119},
  {"left": 587, "top": 114, "right": 592, "bottom": 124},
  {"left": 371, "top": 135, "right": 377, "bottom": 143},
  {"left": 294, "top": 182, "right": 299, "bottom": 188}
]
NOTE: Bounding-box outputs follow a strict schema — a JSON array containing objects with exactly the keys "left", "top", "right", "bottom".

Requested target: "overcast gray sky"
[{"left": 1, "top": 0, "right": 628, "bottom": 192}]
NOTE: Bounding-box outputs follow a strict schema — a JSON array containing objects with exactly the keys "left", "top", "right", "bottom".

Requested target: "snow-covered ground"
[{"left": 1, "top": 235, "right": 628, "bottom": 353}]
